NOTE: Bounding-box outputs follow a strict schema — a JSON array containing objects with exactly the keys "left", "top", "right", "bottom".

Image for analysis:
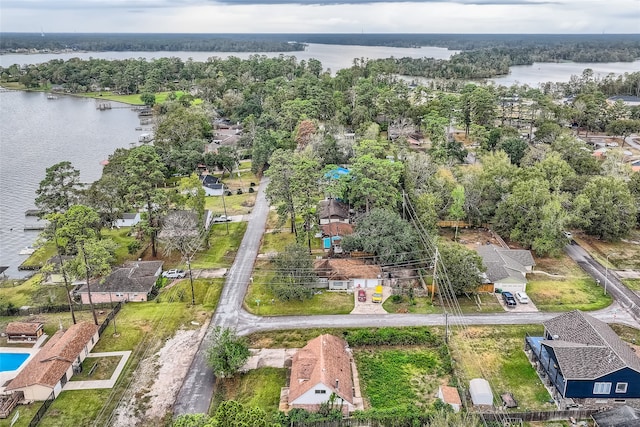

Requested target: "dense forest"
[{"left": 0, "top": 33, "right": 306, "bottom": 53}]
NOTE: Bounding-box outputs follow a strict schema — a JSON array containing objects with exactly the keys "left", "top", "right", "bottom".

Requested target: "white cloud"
[{"left": 1, "top": 0, "right": 638, "bottom": 33}]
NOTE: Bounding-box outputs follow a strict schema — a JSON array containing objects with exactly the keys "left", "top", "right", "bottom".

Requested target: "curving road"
[{"left": 174, "top": 179, "right": 640, "bottom": 415}]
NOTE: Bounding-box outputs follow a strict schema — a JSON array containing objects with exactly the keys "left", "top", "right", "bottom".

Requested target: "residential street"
[
  {"left": 173, "top": 178, "right": 270, "bottom": 415},
  {"left": 174, "top": 180, "right": 640, "bottom": 416}
]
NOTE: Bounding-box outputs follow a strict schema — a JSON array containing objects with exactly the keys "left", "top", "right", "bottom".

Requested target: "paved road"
[
  {"left": 173, "top": 179, "right": 270, "bottom": 415},
  {"left": 174, "top": 181, "right": 640, "bottom": 415},
  {"left": 624, "top": 133, "right": 640, "bottom": 150},
  {"left": 565, "top": 242, "right": 640, "bottom": 322}
]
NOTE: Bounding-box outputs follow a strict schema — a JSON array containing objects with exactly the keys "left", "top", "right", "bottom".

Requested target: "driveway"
[
  {"left": 495, "top": 293, "right": 539, "bottom": 313},
  {"left": 350, "top": 286, "right": 391, "bottom": 315}
]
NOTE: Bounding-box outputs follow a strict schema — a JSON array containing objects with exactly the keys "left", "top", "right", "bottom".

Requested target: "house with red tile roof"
[
  {"left": 6, "top": 322, "right": 99, "bottom": 401},
  {"left": 286, "top": 334, "right": 355, "bottom": 414}
]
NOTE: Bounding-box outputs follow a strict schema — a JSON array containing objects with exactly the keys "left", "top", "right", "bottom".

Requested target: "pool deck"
[{"left": 0, "top": 334, "right": 48, "bottom": 391}]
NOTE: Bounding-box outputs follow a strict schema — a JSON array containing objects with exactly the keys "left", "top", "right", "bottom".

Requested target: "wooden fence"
[{"left": 98, "top": 301, "right": 123, "bottom": 336}]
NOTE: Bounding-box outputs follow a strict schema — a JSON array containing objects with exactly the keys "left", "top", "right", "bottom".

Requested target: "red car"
[{"left": 358, "top": 289, "right": 366, "bottom": 302}]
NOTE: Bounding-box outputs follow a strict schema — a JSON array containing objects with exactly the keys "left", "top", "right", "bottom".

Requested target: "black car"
[{"left": 502, "top": 291, "right": 517, "bottom": 307}]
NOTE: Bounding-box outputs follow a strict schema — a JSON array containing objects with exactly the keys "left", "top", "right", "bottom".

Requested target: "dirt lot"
[
  {"left": 440, "top": 227, "right": 502, "bottom": 250},
  {"left": 112, "top": 322, "right": 209, "bottom": 426}
]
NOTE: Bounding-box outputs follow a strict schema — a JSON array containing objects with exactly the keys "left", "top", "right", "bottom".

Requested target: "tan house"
[
  {"left": 75, "top": 261, "right": 163, "bottom": 303},
  {"left": 6, "top": 322, "right": 99, "bottom": 401},
  {"left": 285, "top": 334, "right": 355, "bottom": 414},
  {"left": 5, "top": 322, "right": 44, "bottom": 343},
  {"left": 314, "top": 258, "right": 382, "bottom": 290}
]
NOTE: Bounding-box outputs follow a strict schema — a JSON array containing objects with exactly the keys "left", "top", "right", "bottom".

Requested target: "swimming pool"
[{"left": 0, "top": 352, "right": 29, "bottom": 372}]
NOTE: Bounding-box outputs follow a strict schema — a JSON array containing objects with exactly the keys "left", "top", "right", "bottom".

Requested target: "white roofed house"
[{"left": 476, "top": 244, "right": 535, "bottom": 294}]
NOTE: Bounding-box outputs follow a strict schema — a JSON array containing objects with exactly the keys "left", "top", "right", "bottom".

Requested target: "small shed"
[
  {"left": 437, "top": 385, "right": 462, "bottom": 412},
  {"left": 5, "top": 322, "right": 44, "bottom": 343},
  {"left": 469, "top": 378, "right": 493, "bottom": 406}
]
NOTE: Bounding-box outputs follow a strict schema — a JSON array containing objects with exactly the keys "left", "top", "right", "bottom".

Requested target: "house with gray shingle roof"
[
  {"left": 75, "top": 261, "right": 162, "bottom": 304},
  {"left": 476, "top": 244, "right": 534, "bottom": 294},
  {"left": 525, "top": 311, "right": 640, "bottom": 408}
]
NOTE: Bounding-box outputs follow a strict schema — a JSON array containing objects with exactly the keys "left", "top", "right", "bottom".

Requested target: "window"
[
  {"left": 315, "top": 389, "right": 326, "bottom": 394},
  {"left": 593, "top": 382, "right": 612, "bottom": 394},
  {"left": 616, "top": 383, "right": 628, "bottom": 393}
]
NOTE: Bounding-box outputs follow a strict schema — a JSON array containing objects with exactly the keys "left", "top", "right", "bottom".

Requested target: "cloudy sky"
[{"left": 1, "top": 0, "right": 638, "bottom": 33}]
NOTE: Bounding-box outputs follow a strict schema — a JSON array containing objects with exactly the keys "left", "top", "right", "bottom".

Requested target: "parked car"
[
  {"left": 162, "top": 269, "right": 186, "bottom": 279},
  {"left": 515, "top": 291, "right": 529, "bottom": 304},
  {"left": 213, "top": 215, "right": 231, "bottom": 223},
  {"left": 357, "top": 289, "right": 366, "bottom": 302},
  {"left": 372, "top": 285, "right": 383, "bottom": 303},
  {"left": 502, "top": 291, "right": 517, "bottom": 307}
]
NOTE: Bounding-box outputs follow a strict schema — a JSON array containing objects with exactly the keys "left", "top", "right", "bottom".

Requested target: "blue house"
[{"left": 525, "top": 310, "right": 640, "bottom": 408}]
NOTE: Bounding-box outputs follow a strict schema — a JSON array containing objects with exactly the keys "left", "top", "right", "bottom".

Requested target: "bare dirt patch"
[{"left": 112, "top": 322, "right": 209, "bottom": 427}]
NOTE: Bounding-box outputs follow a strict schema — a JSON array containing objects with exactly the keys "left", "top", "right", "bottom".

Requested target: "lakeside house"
[
  {"left": 6, "top": 322, "right": 99, "bottom": 401},
  {"left": 74, "top": 261, "right": 163, "bottom": 303}
]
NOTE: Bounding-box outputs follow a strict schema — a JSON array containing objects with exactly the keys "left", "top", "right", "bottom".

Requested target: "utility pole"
[
  {"left": 445, "top": 312, "right": 449, "bottom": 344},
  {"left": 431, "top": 247, "right": 439, "bottom": 303},
  {"left": 221, "top": 184, "right": 229, "bottom": 235}
]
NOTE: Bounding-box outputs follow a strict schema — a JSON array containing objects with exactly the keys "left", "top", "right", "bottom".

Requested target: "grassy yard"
[
  {"left": 574, "top": 231, "right": 640, "bottom": 270},
  {"left": 71, "top": 356, "right": 121, "bottom": 381},
  {"left": 526, "top": 275, "right": 612, "bottom": 311},
  {"left": 189, "top": 222, "right": 247, "bottom": 269},
  {"left": 449, "top": 325, "right": 552, "bottom": 412},
  {"left": 244, "top": 281, "right": 354, "bottom": 316},
  {"left": 622, "top": 279, "right": 640, "bottom": 291},
  {"left": 355, "top": 346, "right": 451, "bottom": 410},
  {"left": 383, "top": 294, "right": 441, "bottom": 314},
  {"left": 18, "top": 241, "right": 56, "bottom": 270},
  {"left": 101, "top": 228, "right": 139, "bottom": 264},
  {"left": 261, "top": 231, "right": 297, "bottom": 254},
  {"left": 211, "top": 368, "right": 286, "bottom": 416},
  {"left": 78, "top": 90, "right": 200, "bottom": 106},
  {"left": 204, "top": 193, "right": 256, "bottom": 217}
]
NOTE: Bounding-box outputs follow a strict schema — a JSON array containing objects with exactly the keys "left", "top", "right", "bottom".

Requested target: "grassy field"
[
  {"left": 18, "top": 242, "right": 57, "bottom": 270},
  {"left": 244, "top": 280, "right": 354, "bottom": 316},
  {"left": 355, "top": 347, "right": 449, "bottom": 410},
  {"left": 204, "top": 193, "right": 256, "bottom": 217},
  {"left": 189, "top": 222, "right": 247, "bottom": 269},
  {"left": 261, "top": 231, "right": 297, "bottom": 254},
  {"left": 211, "top": 368, "right": 286, "bottom": 416},
  {"left": 449, "top": 325, "right": 552, "bottom": 412},
  {"left": 622, "top": 279, "right": 640, "bottom": 291},
  {"left": 101, "top": 228, "right": 139, "bottom": 264},
  {"left": 71, "top": 356, "right": 120, "bottom": 381},
  {"left": 526, "top": 275, "right": 612, "bottom": 311},
  {"left": 574, "top": 231, "right": 640, "bottom": 270},
  {"left": 78, "top": 90, "right": 201, "bottom": 106}
]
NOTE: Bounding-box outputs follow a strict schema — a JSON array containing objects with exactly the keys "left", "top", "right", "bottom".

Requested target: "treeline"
[
  {"left": 367, "top": 41, "right": 640, "bottom": 80},
  {"left": 0, "top": 33, "right": 305, "bottom": 53}
]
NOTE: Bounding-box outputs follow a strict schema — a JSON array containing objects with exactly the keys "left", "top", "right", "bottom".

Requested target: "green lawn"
[
  {"left": 78, "top": 90, "right": 201, "bottom": 106},
  {"left": 18, "top": 242, "right": 56, "bottom": 270},
  {"left": 101, "top": 228, "right": 139, "bottom": 263},
  {"left": 244, "top": 281, "right": 354, "bottom": 315},
  {"left": 526, "top": 276, "right": 612, "bottom": 311},
  {"left": 70, "top": 356, "right": 120, "bottom": 381},
  {"left": 355, "top": 347, "right": 450, "bottom": 410},
  {"left": 211, "top": 368, "right": 286, "bottom": 416},
  {"left": 622, "top": 279, "right": 640, "bottom": 291},
  {"left": 383, "top": 294, "right": 441, "bottom": 314},
  {"left": 204, "top": 193, "right": 256, "bottom": 217},
  {"left": 159, "top": 278, "right": 223, "bottom": 309},
  {"left": 449, "top": 325, "right": 552, "bottom": 412},
  {"left": 261, "top": 231, "right": 297, "bottom": 254},
  {"left": 188, "top": 222, "right": 247, "bottom": 269}
]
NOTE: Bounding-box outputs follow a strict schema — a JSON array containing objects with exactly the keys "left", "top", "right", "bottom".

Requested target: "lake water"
[
  {"left": 0, "top": 91, "right": 141, "bottom": 278},
  {"left": 0, "top": 43, "right": 457, "bottom": 74},
  {"left": 0, "top": 44, "right": 637, "bottom": 279}
]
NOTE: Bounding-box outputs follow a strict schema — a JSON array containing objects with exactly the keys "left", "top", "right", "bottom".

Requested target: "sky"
[{"left": 1, "top": 0, "right": 639, "bottom": 34}]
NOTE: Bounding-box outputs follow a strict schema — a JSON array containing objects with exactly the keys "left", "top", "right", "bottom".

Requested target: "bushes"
[{"left": 344, "top": 327, "right": 441, "bottom": 347}]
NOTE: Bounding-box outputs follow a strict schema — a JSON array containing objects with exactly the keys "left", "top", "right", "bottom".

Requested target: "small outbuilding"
[
  {"left": 469, "top": 378, "right": 494, "bottom": 406},
  {"left": 5, "top": 322, "right": 44, "bottom": 343},
  {"left": 437, "top": 385, "right": 462, "bottom": 412}
]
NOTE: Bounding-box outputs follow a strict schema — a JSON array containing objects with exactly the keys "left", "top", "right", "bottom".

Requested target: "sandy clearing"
[{"left": 112, "top": 320, "right": 209, "bottom": 426}]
